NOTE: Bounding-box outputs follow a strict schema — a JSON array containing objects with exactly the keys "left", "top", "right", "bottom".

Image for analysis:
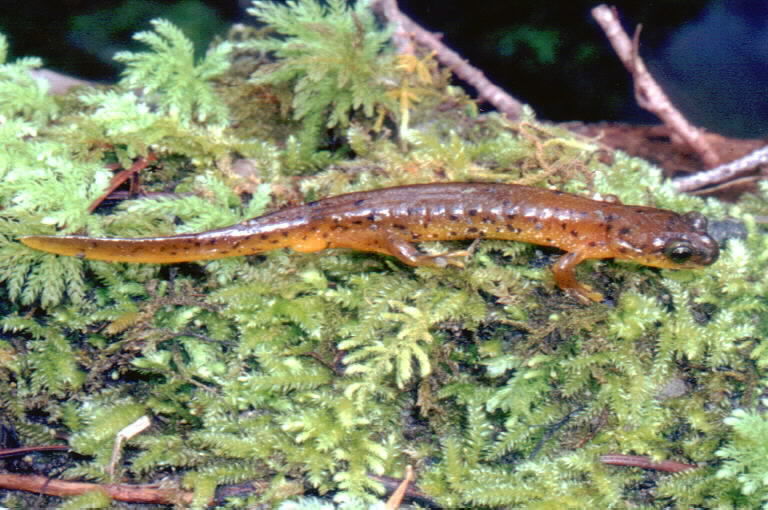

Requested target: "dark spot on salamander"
[
  {"left": 450, "top": 230, "right": 458, "bottom": 236},
  {"left": 502, "top": 199, "right": 512, "bottom": 207},
  {"left": 481, "top": 216, "right": 494, "bottom": 224},
  {"left": 468, "top": 209, "right": 479, "bottom": 216},
  {"left": 351, "top": 219, "right": 364, "bottom": 225},
  {"left": 507, "top": 225, "right": 521, "bottom": 233},
  {"left": 449, "top": 214, "right": 459, "bottom": 221},
  {"left": 207, "top": 239, "right": 217, "bottom": 245},
  {"left": 407, "top": 207, "right": 421, "bottom": 216},
  {"left": 366, "top": 213, "right": 376, "bottom": 222},
  {"left": 282, "top": 231, "right": 289, "bottom": 237},
  {"left": 545, "top": 238, "right": 552, "bottom": 243},
  {"left": 618, "top": 247, "right": 628, "bottom": 254},
  {"left": 570, "top": 230, "right": 579, "bottom": 238},
  {"left": 506, "top": 213, "right": 516, "bottom": 220},
  {"left": 618, "top": 227, "right": 631, "bottom": 236},
  {"left": 411, "top": 233, "right": 421, "bottom": 240},
  {"left": 393, "top": 223, "right": 407, "bottom": 230},
  {"left": 90, "top": 242, "right": 98, "bottom": 248},
  {"left": 301, "top": 235, "right": 308, "bottom": 241},
  {"left": 169, "top": 251, "right": 177, "bottom": 256},
  {"left": 194, "top": 241, "right": 202, "bottom": 247},
  {"left": 560, "top": 223, "right": 567, "bottom": 230},
  {"left": 270, "top": 240, "right": 279, "bottom": 244},
  {"left": 354, "top": 199, "right": 365, "bottom": 206},
  {"left": 260, "top": 234, "right": 268, "bottom": 240},
  {"left": 467, "top": 227, "right": 479, "bottom": 234},
  {"left": 588, "top": 241, "right": 596, "bottom": 247},
  {"left": 322, "top": 232, "right": 329, "bottom": 239},
  {"left": 606, "top": 224, "right": 613, "bottom": 233}
]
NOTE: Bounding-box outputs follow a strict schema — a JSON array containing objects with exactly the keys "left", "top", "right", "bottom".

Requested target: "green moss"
[{"left": 1, "top": 3, "right": 767, "bottom": 509}]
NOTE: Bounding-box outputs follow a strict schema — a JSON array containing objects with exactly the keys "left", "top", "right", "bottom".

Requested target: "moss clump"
[{"left": 1, "top": 1, "right": 767, "bottom": 508}]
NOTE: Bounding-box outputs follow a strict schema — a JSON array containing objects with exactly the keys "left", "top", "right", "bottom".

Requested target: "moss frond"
[
  {"left": 115, "top": 18, "right": 232, "bottom": 125},
  {"left": 2, "top": 3, "right": 768, "bottom": 508}
]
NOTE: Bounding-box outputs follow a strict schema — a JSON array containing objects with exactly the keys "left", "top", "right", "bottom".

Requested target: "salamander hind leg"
[
  {"left": 382, "top": 234, "right": 470, "bottom": 268},
  {"left": 551, "top": 251, "right": 605, "bottom": 303}
]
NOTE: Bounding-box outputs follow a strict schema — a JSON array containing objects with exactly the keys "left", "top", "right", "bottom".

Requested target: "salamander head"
[{"left": 609, "top": 210, "right": 719, "bottom": 269}]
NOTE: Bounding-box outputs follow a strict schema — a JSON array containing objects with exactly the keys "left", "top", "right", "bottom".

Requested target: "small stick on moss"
[
  {"left": 591, "top": 5, "right": 719, "bottom": 168},
  {"left": 107, "top": 415, "right": 151, "bottom": 480},
  {"left": 0, "top": 473, "right": 195, "bottom": 505},
  {"left": 88, "top": 153, "right": 158, "bottom": 213},
  {"left": 600, "top": 453, "right": 697, "bottom": 473},
  {"left": 385, "top": 465, "right": 414, "bottom": 510},
  {"left": 0, "top": 445, "right": 70, "bottom": 458},
  {"left": 368, "top": 473, "right": 437, "bottom": 508},
  {"left": 372, "top": 0, "right": 525, "bottom": 120},
  {"left": 674, "top": 144, "right": 768, "bottom": 192}
]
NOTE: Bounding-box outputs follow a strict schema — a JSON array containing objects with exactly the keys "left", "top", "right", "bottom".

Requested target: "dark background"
[{"left": 2, "top": 0, "right": 767, "bottom": 137}]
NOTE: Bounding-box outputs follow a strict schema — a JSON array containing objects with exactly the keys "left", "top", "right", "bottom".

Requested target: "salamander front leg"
[
  {"left": 383, "top": 235, "right": 470, "bottom": 268},
  {"left": 551, "top": 251, "right": 604, "bottom": 303}
]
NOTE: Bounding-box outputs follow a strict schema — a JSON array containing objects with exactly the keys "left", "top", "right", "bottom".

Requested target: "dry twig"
[
  {"left": 88, "top": 153, "right": 157, "bottom": 213},
  {"left": 384, "top": 465, "right": 414, "bottom": 510},
  {"left": 0, "top": 473, "right": 195, "bottom": 505},
  {"left": 600, "top": 453, "right": 697, "bottom": 473},
  {"left": 107, "top": 415, "right": 151, "bottom": 479},
  {"left": 372, "top": 0, "right": 525, "bottom": 119},
  {"left": 674, "top": 144, "right": 768, "bottom": 192},
  {"left": 592, "top": 5, "right": 719, "bottom": 168},
  {"left": 0, "top": 445, "right": 70, "bottom": 458}
]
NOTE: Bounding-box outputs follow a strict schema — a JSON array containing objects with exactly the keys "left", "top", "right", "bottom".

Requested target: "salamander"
[{"left": 20, "top": 182, "right": 720, "bottom": 303}]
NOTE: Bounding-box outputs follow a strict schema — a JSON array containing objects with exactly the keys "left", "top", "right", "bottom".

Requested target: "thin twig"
[
  {"left": 368, "top": 473, "right": 437, "bottom": 508},
  {"left": 600, "top": 453, "right": 697, "bottom": 473},
  {"left": 673, "top": 144, "right": 768, "bottom": 192},
  {"left": 88, "top": 153, "right": 157, "bottom": 213},
  {"left": 0, "top": 473, "right": 194, "bottom": 505},
  {"left": 372, "top": 0, "right": 525, "bottom": 119},
  {"left": 107, "top": 415, "right": 151, "bottom": 480},
  {"left": 592, "top": 5, "right": 719, "bottom": 168},
  {"left": 385, "top": 465, "right": 414, "bottom": 510},
  {"left": 0, "top": 445, "right": 70, "bottom": 458}
]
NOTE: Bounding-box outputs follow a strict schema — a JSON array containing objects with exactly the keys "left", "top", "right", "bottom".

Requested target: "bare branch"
[
  {"left": 0, "top": 473, "right": 194, "bottom": 505},
  {"left": 674, "top": 144, "right": 768, "bottom": 192},
  {"left": 600, "top": 454, "right": 697, "bottom": 473},
  {"left": 592, "top": 5, "right": 720, "bottom": 168},
  {"left": 373, "top": 0, "right": 525, "bottom": 120}
]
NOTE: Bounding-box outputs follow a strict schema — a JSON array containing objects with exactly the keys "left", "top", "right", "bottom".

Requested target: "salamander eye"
[{"left": 664, "top": 240, "right": 694, "bottom": 263}]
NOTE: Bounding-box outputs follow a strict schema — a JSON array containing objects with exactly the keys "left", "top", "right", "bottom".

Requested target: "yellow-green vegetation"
[{"left": 1, "top": 1, "right": 767, "bottom": 508}]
